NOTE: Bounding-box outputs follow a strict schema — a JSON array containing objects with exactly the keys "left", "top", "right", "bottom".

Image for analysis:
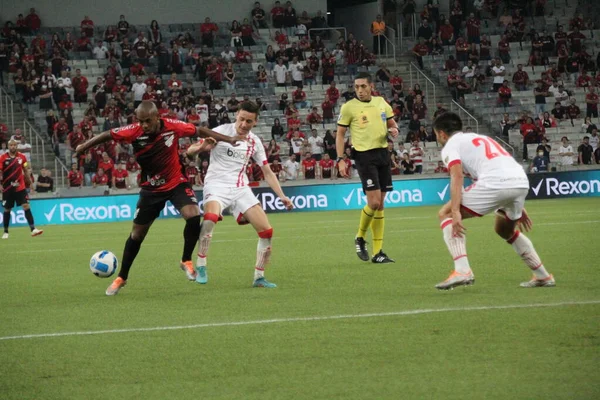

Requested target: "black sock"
[
  {"left": 24, "top": 209, "right": 35, "bottom": 231},
  {"left": 118, "top": 235, "right": 143, "bottom": 280},
  {"left": 3, "top": 211, "right": 10, "bottom": 233},
  {"left": 182, "top": 216, "right": 201, "bottom": 262}
]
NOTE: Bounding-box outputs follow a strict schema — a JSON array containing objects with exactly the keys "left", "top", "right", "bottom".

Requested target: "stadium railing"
[
  {"left": 0, "top": 86, "right": 15, "bottom": 132},
  {"left": 409, "top": 62, "right": 437, "bottom": 106},
  {"left": 450, "top": 100, "right": 479, "bottom": 134}
]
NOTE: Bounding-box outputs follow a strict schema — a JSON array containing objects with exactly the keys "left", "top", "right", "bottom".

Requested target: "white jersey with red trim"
[
  {"left": 441, "top": 132, "right": 529, "bottom": 189},
  {"left": 204, "top": 123, "right": 268, "bottom": 188}
]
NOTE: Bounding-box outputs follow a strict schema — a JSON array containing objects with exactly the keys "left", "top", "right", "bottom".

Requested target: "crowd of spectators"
[
  {"left": 409, "top": 0, "right": 600, "bottom": 169},
  {"left": 4, "top": 2, "right": 599, "bottom": 191}
]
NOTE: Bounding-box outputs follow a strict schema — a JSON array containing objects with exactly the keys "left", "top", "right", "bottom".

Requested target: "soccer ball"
[{"left": 90, "top": 251, "right": 118, "bottom": 278}]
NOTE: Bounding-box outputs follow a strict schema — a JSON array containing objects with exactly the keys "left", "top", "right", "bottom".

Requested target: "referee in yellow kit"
[{"left": 336, "top": 72, "right": 399, "bottom": 263}]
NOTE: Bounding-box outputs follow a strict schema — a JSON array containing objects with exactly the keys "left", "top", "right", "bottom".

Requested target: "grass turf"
[{"left": 0, "top": 197, "right": 598, "bottom": 399}]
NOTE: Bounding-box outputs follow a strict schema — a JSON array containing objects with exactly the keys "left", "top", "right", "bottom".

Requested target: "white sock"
[
  {"left": 507, "top": 231, "right": 550, "bottom": 279},
  {"left": 196, "top": 220, "right": 215, "bottom": 268},
  {"left": 441, "top": 218, "right": 471, "bottom": 274},
  {"left": 254, "top": 237, "right": 272, "bottom": 281}
]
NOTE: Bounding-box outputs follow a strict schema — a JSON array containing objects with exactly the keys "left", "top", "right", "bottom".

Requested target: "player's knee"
[
  {"left": 130, "top": 224, "right": 150, "bottom": 242},
  {"left": 258, "top": 228, "right": 273, "bottom": 239},
  {"left": 368, "top": 200, "right": 382, "bottom": 210},
  {"left": 494, "top": 221, "right": 514, "bottom": 240},
  {"left": 438, "top": 208, "right": 450, "bottom": 221},
  {"left": 203, "top": 213, "right": 219, "bottom": 224}
]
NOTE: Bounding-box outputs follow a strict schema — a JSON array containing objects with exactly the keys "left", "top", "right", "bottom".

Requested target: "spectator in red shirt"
[
  {"left": 577, "top": 71, "right": 592, "bottom": 88},
  {"left": 292, "top": 87, "right": 308, "bottom": 109},
  {"left": 321, "top": 96, "right": 335, "bottom": 123},
  {"left": 566, "top": 99, "right": 581, "bottom": 120},
  {"left": 498, "top": 35, "right": 511, "bottom": 64},
  {"left": 206, "top": 57, "right": 223, "bottom": 90},
  {"left": 520, "top": 117, "right": 541, "bottom": 160},
  {"left": 439, "top": 19, "right": 454, "bottom": 45},
  {"left": 301, "top": 152, "right": 317, "bottom": 179},
  {"left": 568, "top": 27, "right": 585, "bottom": 53},
  {"left": 271, "top": 1, "right": 286, "bottom": 29},
  {"left": 68, "top": 163, "right": 84, "bottom": 187},
  {"left": 235, "top": 47, "right": 252, "bottom": 63},
  {"left": 497, "top": 80, "right": 512, "bottom": 109},
  {"left": 306, "top": 107, "right": 323, "bottom": 126},
  {"left": 98, "top": 152, "right": 115, "bottom": 183},
  {"left": 318, "top": 153, "right": 335, "bottom": 179},
  {"left": 412, "top": 38, "right": 429, "bottom": 69},
  {"left": 512, "top": 64, "right": 529, "bottom": 91},
  {"left": 434, "top": 161, "right": 449, "bottom": 173},
  {"left": 92, "top": 168, "right": 109, "bottom": 187},
  {"left": 81, "top": 16, "right": 94, "bottom": 38},
  {"left": 200, "top": 17, "right": 218, "bottom": 48},
  {"left": 72, "top": 69, "right": 89, "bottom": 103},
  {"left": 586, "top": 87, "right": 599, "bottom": 118},
  {"left": 66, "top": 125, "right": 85, "bottom": 164},
  {"left": 326, "top": 82, "right": 340, "bottom": 105},
  {"left": 25, "top": 8, "right": 41, "bottom": 34},
  {"left": 112, "top": 162, "right": 129, "bottom": 189},
  {"left": 466, "top": 13, "right": 481, "bottom": 44}
]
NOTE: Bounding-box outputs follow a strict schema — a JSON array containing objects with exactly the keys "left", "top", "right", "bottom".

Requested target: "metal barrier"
[
  {"left": 450, "top": 100, "right": 479, "bottom": 134},
  {"left": 494, "top": 135, "right": 516, "bottom": 158},
  {"left": 379, "top": 33, "right": 397, "bottom": 67},
  {"left": 0, "top": 86, "right": 15, "bottom": 131},
  {"left": 409, "top": 62, "right": 437, "bottom": 107}
]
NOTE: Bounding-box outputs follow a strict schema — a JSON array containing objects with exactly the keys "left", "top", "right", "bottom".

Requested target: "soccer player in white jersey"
[
  {"left": 432, "top": 112, "right": 555, "bottom": 290},
  {"left": 187, "top": 101, "right": 294, "bottom": 288}
]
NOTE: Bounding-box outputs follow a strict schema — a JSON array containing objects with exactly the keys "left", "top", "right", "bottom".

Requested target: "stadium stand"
[{"left": 2, "top": 0, "right": 599, "bottom": 192}]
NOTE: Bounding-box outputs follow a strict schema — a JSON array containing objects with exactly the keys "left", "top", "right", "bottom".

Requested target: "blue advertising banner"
[{"left": 1, "top": 170, "right": 598, "bottom": 227}]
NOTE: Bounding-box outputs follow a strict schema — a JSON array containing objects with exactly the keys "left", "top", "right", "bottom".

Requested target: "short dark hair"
[
  {"left": 239, "top": 101, "right": 260, "bottom": 116},
  {"left": 354, "top": 72, "right": 372, "bottom": 83},
  {"left": 433, "top": 112, "right": 463, "bottom": 135}
]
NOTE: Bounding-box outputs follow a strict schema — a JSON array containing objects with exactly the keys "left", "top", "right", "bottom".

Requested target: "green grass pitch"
[{"left": 0, "top": 198, "right": 598, "bottom": 400}]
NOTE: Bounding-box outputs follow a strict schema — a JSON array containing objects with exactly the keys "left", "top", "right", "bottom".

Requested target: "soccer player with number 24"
[{"left": 433, "top": 112, "right": 555, "bottom": 290}]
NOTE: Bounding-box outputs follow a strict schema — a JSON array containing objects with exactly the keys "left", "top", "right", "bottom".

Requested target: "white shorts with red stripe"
[
  {"left": 202, "top": 185, "right": 260, "bottom": 222},
  {"left": 460, "top": 184, "right": 528, "bottom": 221}
]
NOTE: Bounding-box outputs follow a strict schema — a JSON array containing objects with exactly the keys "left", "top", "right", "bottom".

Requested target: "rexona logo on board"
[
  {"left": 258, "top": 192, "right": 328, "bottom": 211},
  {"left": 342, "top": 188, "right": 423, "bottom": 206},
  {"left": 44, "top": 204, "right": 133, "bottom": 222},
  {"left": 531, "top": 177, "right": 600, "bottom": 197}
]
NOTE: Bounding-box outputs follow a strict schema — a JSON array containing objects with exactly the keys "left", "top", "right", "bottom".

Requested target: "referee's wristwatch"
[{"left": 336, "top": 157, "right": 344, "bottom": 163}]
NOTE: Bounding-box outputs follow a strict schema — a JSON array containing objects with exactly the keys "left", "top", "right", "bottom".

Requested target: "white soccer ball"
[{"left": 90, "top": 250, "right": 118, "bottom": 278}]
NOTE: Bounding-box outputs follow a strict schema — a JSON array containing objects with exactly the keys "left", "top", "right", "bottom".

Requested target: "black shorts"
[
  {"left": 2, "top": 189, "right": 29, "bottom": 209},
  {"left": 134, "top": 183, "right": 198, "bottom": 225},
  {"left": 354, "top": 148, "right": 393, "bottom": 193}
]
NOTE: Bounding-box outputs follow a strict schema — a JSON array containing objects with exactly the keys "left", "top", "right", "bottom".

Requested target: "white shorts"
[
  {"left": 461, "top": 184, "right": 528, "bottom": 221},
  {"left": 203, "top": 185, "right": 260, "bottom": 222}
]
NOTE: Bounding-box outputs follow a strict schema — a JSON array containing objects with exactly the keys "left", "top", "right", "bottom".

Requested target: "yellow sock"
[
  {"left": 371, "top": 209, "right": 384, "bottom": 254},
  {"left": 356, "top": 205, "right": 375, "bottom": 238}
]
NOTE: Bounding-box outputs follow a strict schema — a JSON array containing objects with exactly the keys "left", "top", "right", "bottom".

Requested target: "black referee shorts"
[
  {"left": 2, "top": 189, "right": 29, "bottom": 209},
  {"left": 354, "top": 148, "right": 393, "bottom": 193},
  {"left": 134, "top": 183, "right": 198, "bottom": 225}
]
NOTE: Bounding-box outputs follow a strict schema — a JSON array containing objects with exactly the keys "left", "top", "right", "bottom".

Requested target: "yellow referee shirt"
[{"left": 337, "top": 97, "right": 394, "bottom": 152}]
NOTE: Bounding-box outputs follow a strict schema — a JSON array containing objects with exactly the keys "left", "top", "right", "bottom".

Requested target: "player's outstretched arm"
[
  {"left": 186, "top": 138, "right": 217, "bottom": 157},
  {"left": 75, "top": 131, "right": 112, "bottom": 156},
  {"left": 261, "top": 164, "right": 293, "bottom": 210},
  {"left": 196, "top": 126, "right": 246, "bottom": 146}
]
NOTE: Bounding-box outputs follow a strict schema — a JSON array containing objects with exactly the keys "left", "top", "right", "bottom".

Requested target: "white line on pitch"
[{"left": 0, "top": 300, "right": 598, "bottom": 342}]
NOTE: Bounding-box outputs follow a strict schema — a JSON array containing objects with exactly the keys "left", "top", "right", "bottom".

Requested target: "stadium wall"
[
  {"left": 333, "top": 2, "right": 379, "bottom": 46},
  {"left": 2, "top": 170, "right": 599, "bottom": 227},
  {"left": 0, "top": 0, "right": 328, "bottom": 27}
]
